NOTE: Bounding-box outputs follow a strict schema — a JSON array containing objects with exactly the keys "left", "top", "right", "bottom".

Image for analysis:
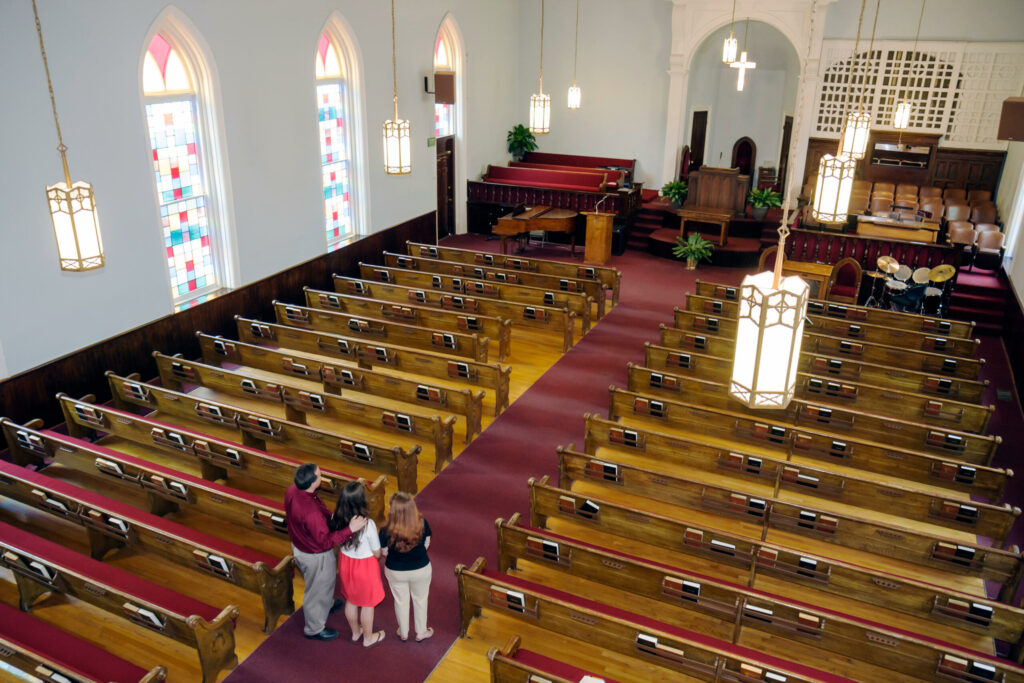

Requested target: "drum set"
[{"left": 862, "top": 256, "right": 956, "bottom": 316}]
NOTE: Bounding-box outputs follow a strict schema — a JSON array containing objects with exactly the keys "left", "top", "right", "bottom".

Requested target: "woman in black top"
[{"left": 378, "top": 492, "right": 433, "bottom": 642}]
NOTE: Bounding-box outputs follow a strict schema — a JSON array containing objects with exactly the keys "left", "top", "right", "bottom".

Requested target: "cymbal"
[
  {"left": 877, "top": 255, "right": 899, "bottom": 274},
  {"left": 929, "top": 264, "right": 956, "bottom": 282}
]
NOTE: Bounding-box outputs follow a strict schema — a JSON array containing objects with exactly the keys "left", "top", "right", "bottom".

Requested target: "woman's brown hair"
[{"left": 382, "top": 492, "right": 424, "bottom": 553}]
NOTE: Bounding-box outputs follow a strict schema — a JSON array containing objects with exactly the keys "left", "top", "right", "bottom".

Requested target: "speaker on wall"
[{"left": 997, "top": 98, "right": 1024, "bottom": 141}]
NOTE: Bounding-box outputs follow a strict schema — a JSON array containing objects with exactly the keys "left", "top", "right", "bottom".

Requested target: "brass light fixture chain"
[
  {"left": 843, "top": 0, "right": 867, "bottom": 122},
  {"left": 539, "top": 0, "right": 545, "bottom": 93},
  {"left": 391, "top": 0, "right": 398, "bottom": 121},
  {"left": 572, "top": 0, "right": 579, "bottom": 83},
  {"left": 860, "top": 0, "right": 880, "bottom": 112},
  {"left": 32, "top": 0, "right": 71, "bottom": 184}
]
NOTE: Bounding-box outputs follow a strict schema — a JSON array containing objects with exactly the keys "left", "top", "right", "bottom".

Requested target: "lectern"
[{"left": 582, "top": 211, "right": 615, "bottom": 265}]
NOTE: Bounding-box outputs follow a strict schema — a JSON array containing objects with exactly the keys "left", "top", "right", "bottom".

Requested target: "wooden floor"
[{"left": 0, "top": 309, "right": 586, "bottom": 682}]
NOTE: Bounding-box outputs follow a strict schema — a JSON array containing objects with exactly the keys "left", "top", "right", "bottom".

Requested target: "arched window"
[
  {"left": 143, "top": 32, "right": 224, "bottom": 306},
  {"left": 434, "top": 29, "right": 456, "bottom": 138},
  {"left": 316, "top": 32, "right": 359, "bottom": 251}
]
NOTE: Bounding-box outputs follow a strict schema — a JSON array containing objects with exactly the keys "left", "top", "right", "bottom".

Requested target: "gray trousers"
[{"left": 292, "top": 545, "right": 337, "bottom": 635}]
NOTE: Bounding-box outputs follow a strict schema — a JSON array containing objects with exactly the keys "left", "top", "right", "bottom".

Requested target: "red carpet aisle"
[{"left": 227, "top": 237, "right": 1023, "bottom": 681}]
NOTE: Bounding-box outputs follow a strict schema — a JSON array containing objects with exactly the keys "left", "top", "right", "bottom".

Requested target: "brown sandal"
[
  {"left": 415, "top": 627, "right": 434, "bottom": 643},
  {"left": 364, "top": 630, "right": 386, "bottom": 648}
]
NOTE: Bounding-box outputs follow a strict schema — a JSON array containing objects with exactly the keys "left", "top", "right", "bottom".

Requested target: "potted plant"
[
  {"left": 673, "top": 232, "right": 715, "bottom": 270},
  {"left": 661, "top": 180, "right": 688, "bottom": 209},
  {"left": 748, "top": 187, "right": 783, "bottom": 220},
  {"left": 506, "top": 124, "right": 538, "bottom": 161}
]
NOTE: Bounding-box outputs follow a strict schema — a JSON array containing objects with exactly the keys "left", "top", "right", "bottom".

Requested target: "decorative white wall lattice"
[{"left": 814, "top": 41, "right": 1024, "bottom": 149}]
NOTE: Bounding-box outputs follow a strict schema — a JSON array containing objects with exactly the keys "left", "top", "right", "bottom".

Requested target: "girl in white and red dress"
[{"left": 331, "top": 482, "right": 386, "bottom": 647}]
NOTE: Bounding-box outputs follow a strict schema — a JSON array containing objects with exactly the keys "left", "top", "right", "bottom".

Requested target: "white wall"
[
  {"left": 514, "top": 0, "right": 672, "bottom": 187},
  {"left": 824, "top": 0, "right": 1024, "bottom": 42},
  {"left": 0, "top": 0, "right": 519, "bottom": 377},
  {"left": 1001, "top": 141, "right": 1024, "bottom": 303}
]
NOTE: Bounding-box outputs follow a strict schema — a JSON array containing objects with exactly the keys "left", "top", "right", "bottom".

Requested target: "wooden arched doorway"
[{"left": 731, "top": 137, "right": 756, "bottom": 177}]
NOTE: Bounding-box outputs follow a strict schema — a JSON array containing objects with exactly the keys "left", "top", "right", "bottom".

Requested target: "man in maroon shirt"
[{"left": 286, "top": 463, "right": 367, "bottom": 641}]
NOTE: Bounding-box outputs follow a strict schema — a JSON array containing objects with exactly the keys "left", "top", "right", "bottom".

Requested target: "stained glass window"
[
  {"left": 144, "top": 34, "right": 218, "bottom": 303},
  {"left": 434, "top": 32, "right": 455, "bottom": 138},
  {"left": 316, "top": 33, "right": 355, "bottom": 249}
]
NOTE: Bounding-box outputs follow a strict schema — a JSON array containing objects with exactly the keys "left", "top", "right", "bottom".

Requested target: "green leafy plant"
[
  {"left": 506, "top": 124, "right": 538, "bottom": 159},
  {"left": 748, "top": 187, "right": 783, "bottom": 208},
  {"left": 672, "top": 232, "right": 714, "bottom": 268},
  {"left": 661, "top": 180, "right": 689, "bottom": 206}
]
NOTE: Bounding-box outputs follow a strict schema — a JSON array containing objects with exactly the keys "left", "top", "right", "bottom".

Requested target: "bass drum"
[
  {"left": 883, "top": 279, "right": 907, "bottom": 310},
  {"left": 922, "top": 287, "right": 943, "bottom": 316}
]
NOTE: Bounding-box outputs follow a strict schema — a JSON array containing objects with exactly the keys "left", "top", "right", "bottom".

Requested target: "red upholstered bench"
[
  {"left": 488, "top": 634, "right": 619, "bottom": 683},
  {"left": 522, "top": 522, "right": 1024, "bottom": 675},
  {"left": 523, "top": 151, "right": 635, "bottom": 175},
  {"left": 37, "top": 427, "right": 288, "bottom": 536},
  {"left": 0, "top": 457, "right": 293, "bottom": 633},
  {"left": 510, "top": 161, "right": 624, "bottom": 186},
  {"left": 47, "top": 395, "right": 386, "bottom": 523},
  {"left": 484, "top": 177, "right": 599, "bottom": 192},
  {"left": 0, "top": 601, "right": 166, "bottom": 682},
  {"left": 0, "top": 519, "right": 238, "bottom": 683}
]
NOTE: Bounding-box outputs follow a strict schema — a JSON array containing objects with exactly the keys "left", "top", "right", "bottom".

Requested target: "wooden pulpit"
[{"left": 583, "top": 212, "right": 615, "bottom": 265}]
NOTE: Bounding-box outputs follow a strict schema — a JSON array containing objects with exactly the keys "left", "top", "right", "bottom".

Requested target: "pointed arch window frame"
[
  {"left": 139, "top": 14, "right": 237, "bottom": 310},
  {"left": 433, "top": 23, "right": 458, "bottom": 139},
  {"left": 316, "top": 17, "right": 368, "bottom": 249}
]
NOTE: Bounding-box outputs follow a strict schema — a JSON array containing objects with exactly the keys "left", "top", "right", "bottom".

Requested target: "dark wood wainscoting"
[{"left": 0, "top": 214, "right": 436, "bottom": 437}]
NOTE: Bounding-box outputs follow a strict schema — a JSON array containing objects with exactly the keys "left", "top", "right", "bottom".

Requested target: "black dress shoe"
[
  {"left": 305, "top": 628, "right": 339, "bottom": 641},
  {"left": 329, "top": 598, "right": 345, "bottom": 614}
]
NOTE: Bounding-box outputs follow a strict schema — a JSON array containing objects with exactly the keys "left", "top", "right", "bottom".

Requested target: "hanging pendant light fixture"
[
  {"left": 730, "top": 17, "right": 756, "bottom": 92},
  {"left": 33, "top": 0, "right": 104, "bottom": 271},
  {"left": 530, "top": 0, "right": 550, "bottom": 133},
  {"left": 383, "top": 0, "right": 411, "bottom": 175},
  {"left": 838, "top": 0, "right": 879, "bottom": 160},
  {"left": 567, "top": 0, "right": 581, "bottom": 109},
  {"left": 893, "top": 0, "right": 926, "bottom": 130},
  {"left": 722, "top": 0, "right": 738, "bottom": 65},
  {"left": 811, "top": 153, "right": 857, "bottom": 223}
]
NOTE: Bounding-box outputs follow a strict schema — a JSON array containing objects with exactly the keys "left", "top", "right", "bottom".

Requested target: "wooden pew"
[
  {"left": 609, "top": 373, "right": 1007, "bottom": 501},
  {"left": 358, "top": 263, "right": 593, "bottom": 332},
  {"left": 0, "top": 520, "right": 238, "bottom": 683},
  {"left": 407, "top": 240, "right": 622, "bottom": 306},
  {"left": 333, "top": 275, "right": 575, "bottom": 353},
  {"left": 676, "top": 304, "right": 980, "bottom": 358},
  {"left": 234, "top": 317, "right": 511, "bottom": 415},
  {"left": 6, "top": 418, "right": 292, "bottom": 541},
  {"left": 627, "top": 361, "right": 994, "bottom": 434},
  {"left": 0, "top": 456, "right": 293, "bottom": 633},
  {"left": 583, "top": 412, "right": 1010, "bottom": 525},
  {"left": 529, "top": 474, "right": 1023, "bottom": 609},
  {"left": 381, "top": 250, "right": 607, "bottom": 320},
  {"left": 154, "top": 350, "right": 469, "bottom": 448},
  {"left": 487, "top": 635, "right": 612, "bottom": 683},
  {"left": 560, "top": 443, "right": 1017, "bottom": 577},
  {"left": 273, "top": 300, "right": 489, "bottom": 363},
  {"left": 105, "top": 372, "right": 420, "bottom": 493},
  {"left": 303, "top": 285, "right": 512, "bottom": 362},
  {"left": 610, "top": 385, "right": 1001, "bottom": 467},
  {"left": 681, "top": 295, "right": 985, "bottom": 376},
  {"left": 196, "top": 333, "right": 485, "bottom": 443},
  {"left": 50, "top": 393, "right": 387, "bottom": 523},
  {"left": 644, "top": 342, "right": 990, "bottom": 404},
  {"left": 456, "top": 557, "right": 855, "bottom": 683},
  {"left": 496, "top": 514, "right": 1024, "bottom": 677},
  {"left": 0, "top": 601, "right": 167, "bottom": 683},
  {"left": 694, "top": 279, "right": 976, "bottom": 338}
]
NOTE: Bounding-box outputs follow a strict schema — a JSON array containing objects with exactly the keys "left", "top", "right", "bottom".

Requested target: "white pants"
[{"left": 384, "top": 563, "right": 432, "bottom": 637}]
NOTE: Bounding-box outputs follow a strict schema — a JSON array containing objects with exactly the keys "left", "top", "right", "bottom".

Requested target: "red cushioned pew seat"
[
  {"left": 0, "top": 601, "right": 166, "bottom": 682},
  {"left": 485, "top": 164, "right": 607, "bottom": 191}
]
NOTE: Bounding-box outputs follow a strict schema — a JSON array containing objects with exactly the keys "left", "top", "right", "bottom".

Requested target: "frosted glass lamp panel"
[
  {"left": 529, "top": 93, "right": 550, "bottom": 134},
  {"left": 811, "top": 154, "right": 855, "bottom": 224},
  {"left": 383, "top": 119, "right": 411, "bottom": 175},
  {"left": 893, "top": 100, "right": 911, "bottom": 129},
  {"left": 838, "top": 111, "right": 871, "bottom": 160},
  {"left": 722, "top": 35, "right": 738, "bottom": 64},
  {"left": 567, "top": 85, "right": 581, "bottom": 109},
  {"left": 47, "top": 180, "right": 103, "bottom": 270},
  {"left": 730, "top": 272, "right": 808, "bottom": 409}
]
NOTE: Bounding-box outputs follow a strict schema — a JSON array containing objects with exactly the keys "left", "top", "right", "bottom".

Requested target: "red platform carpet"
[{"left": 227, "top": 237, "right": 1022, "bottom": 682}]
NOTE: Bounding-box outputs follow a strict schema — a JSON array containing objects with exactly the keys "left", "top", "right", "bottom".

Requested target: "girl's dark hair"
[{"left": 331, "top": 482, "right": 369, "bottom": 548}]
